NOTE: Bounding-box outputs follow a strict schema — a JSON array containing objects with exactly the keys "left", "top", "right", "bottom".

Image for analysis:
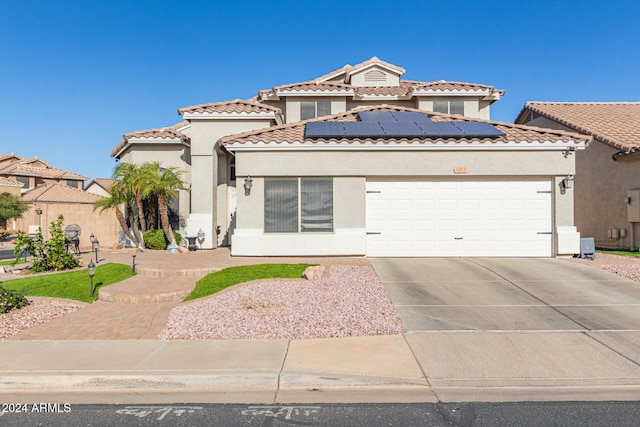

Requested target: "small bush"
[
  {"left": 0, "top": 230, "right": 10, "bottom": 241},
  {"left": 143, "top": 229, "right": 183, "bottom": 250},
  {"left": 13, "top": 215, "right": 80, "bottom": 272},
  {"left": 0, "top": 285, "right": 29, "bottom": 314}
]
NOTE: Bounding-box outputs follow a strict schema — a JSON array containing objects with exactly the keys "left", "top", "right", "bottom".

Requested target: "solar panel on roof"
[
  {"left": 358, "top": 111, "right": 396, "bottom": 122},
  {"left": 343, "top": 122, "right": 386, "bottom": 137},
  {"left": 380, "top": 122, "right": 425, "bottom": 137},
  {"left": 305, "top": 122, "right": 345, "bottom": 138},
  {"left": 453, "top": 121, "right": 505, "bottom": 137},
  {"left": 390, "top": 111, "right": 433, "bottom": 123},
  {"left": 418, "top": 122, "right": 464, "bottom": 137}
]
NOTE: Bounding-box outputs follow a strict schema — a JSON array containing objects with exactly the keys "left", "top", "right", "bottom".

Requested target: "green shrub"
[
  {"left": 0, "top": 285, "right": 29, "bottom": 314},
  {"left": 0, "top": 230, "right": 10, "bottom": 241},
  {"left": 13, "top": 215, "right": 80, "bottom": 272},
  {"left": 143, "top": 229, "right": 183, "bottom": 250}
]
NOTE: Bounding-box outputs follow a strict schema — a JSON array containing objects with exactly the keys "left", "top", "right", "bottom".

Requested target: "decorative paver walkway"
[{"left": 5, "top": 247, "right": 369, "bottom": 340}]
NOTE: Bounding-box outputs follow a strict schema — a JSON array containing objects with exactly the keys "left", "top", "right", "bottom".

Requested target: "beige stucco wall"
[
  {"left": 525, "top": 115, "right": 640, "bottom": 249},
  {"left": 187, "top": 118, "right": 274, "bottom": 248},
  {"left": 0, "top": 183, "right": 22, "bottom": 196},
  {"left": 13, "top": 203, "right": 121, "bottom": 251},
  {"left": 235, "top": 149, "right": 575, "bottom": 177}
]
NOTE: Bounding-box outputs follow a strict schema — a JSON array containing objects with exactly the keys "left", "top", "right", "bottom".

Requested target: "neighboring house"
[
  {"left": 0, "top": 153, "right": 87, "bottom": 193},
  {"left": 14, "top": 183, "right": 120, "bottom": 249},
  {"left": 0, "top": 176, "right": 23, "bottom": 196},
  {"left": 111, "top": 57, "right": 590, "bottom": 257},
  {"left": 85, "top": 178, "right": 116, "bottom": 197},
  {"left": 515, "top": 102, "right": 640, "bottom": 250}
]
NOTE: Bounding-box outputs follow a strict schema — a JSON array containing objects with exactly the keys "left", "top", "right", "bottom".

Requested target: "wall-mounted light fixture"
[
  {"left": 625, "top": 196, "right": 632, "bottom": 205},
  {"left": 563, "top": 146, "right": 577, "bottom": 158},
  {"left": 244, "top": 176, "right": 253, "bottom": 196},
  {"left": 560, "top": 175, "right": 574, "bottom": 194},
  {"left": 35, "top": 207, "right": 42, "bottom": 215}
]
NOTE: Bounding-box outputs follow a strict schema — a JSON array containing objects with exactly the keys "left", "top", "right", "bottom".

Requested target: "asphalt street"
[{"left": 2, "top": 402, "right": 640, "bottom": 426}]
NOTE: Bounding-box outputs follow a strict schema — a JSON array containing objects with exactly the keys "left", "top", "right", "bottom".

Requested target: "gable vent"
[{"left": 364, "top": 70, "right": 386, "bottom": 82}]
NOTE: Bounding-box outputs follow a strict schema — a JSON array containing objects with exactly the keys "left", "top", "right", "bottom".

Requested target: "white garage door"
[{"left": 366, "top": 179, "right": 552, "bottom": 257}]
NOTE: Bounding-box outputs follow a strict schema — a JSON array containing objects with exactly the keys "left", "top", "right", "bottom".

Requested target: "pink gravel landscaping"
[{"left": 158, "top": 265, "right": 405, "bottom": 340}]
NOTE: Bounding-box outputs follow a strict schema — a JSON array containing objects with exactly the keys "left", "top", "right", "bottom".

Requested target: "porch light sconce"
[
  {"left": 244, "top": 176, "right": 253, "bottom": 196},
  {"left": 35, "top": 207, "right": 42, "bottom": 215},
  {"left": 560, "top": 175, "right": 574, "bottom": 195},
  {"left": 625, "top": 196, "right": 632, "bottom": 205}
]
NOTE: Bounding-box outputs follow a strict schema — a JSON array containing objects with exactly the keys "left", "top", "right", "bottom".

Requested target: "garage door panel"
[{"left": 367, "top": 179, "right": 552, "bottom": 257}]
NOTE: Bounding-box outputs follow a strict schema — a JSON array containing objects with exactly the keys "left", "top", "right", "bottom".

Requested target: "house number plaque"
[{"left": 453, "top": 166, "right": 468, "bottom": 174}]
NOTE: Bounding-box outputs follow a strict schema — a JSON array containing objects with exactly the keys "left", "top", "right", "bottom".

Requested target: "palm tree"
[
  {"left": 140, "top": 161, "right": 185, "bottom": 244},
  {"left": 112, "top": 162, "right": 147, "bottom": 233},
  {"left": 93, "top": 187, "right": 137, "bottom": 245}
]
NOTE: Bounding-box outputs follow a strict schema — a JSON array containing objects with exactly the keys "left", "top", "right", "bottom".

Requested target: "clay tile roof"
[
  {"left": 220, "top": 104, "right": 589, "bottom": 148},
  {"left": 516, "top": 102, "right": 640, "bottom": 155},
  {"left": 316, "top": 57, "right": 405, "bottom": 82},
  {"left": 274, "top": 81, "right": 354, "bottom": 93},
  {"left": 178, "top": 99, "right": 282, "bottom": 115},
  {"left": 0, "top": 177, "right": 23, "bottom": 187},
  {"left": 87, "top": 178, "right": 116, "bottom": 191},
  {"left": 0, "top": 153, "right": 22, "bottom": 162},
  {"left": 21, "top": 183, "right": 100, "bottom": 204},
  {"left": 0, "top": 162, "right": 87, "bottom": 180},
  {"left": 110, "top": 121, "right": 190, "bottom": 158},
  {"left": 407, "top": 80, "right": 504, "bottom": 94}
]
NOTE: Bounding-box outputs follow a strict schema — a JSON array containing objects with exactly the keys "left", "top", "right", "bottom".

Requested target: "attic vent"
[{"left": 364, "top": 70, "right": 386, "bottom": 82}]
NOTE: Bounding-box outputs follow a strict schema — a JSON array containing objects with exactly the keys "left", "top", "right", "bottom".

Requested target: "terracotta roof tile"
[
  {"left": 260, "top": 78, "right": 503, "bottom": 99},
  {"left": 220, "top": 105, "right": 589, "bottom": 148},
  {"left": 21, "top": 183, "right": 100, "bottom": 204},
  {"left": 0, "top": 177, "right": 23, "bottom": 187},
  {"left": 0, "top": 153, "right": 21, "bottom": 162},
  {"left": 516, "top": 102, "right": 640, "bottom": 156},
  {"left": 178, "top": 99, "right": 282, "bottom": 115},
  {"left": 110, "top": 121, "right": 190, "bottom": 158},
  {"left": 86, "top": 178, "right": 115, "bottom": 191},
  {"left": 0, "top": 162, "right": 87, "bottom": 180}
]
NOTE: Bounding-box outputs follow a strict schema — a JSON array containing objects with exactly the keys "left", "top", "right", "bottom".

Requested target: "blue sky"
[{"left": 1, "top": 0, "right": 639, "bottom": 181}]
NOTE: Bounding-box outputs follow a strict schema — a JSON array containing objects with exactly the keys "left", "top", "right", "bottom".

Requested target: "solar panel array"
[{"left": 304, "top": 111, "right": 505, "bottom": 139}]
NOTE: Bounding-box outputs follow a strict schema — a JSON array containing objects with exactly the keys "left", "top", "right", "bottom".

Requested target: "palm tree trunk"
[
  {"left": 114, "top": 208, "right": 136, "bottom": 244},
  {"left": 127, "top": 203, "right": 143, "bottom": 246},
  {"left": 158, "top": 194, "right": 174, "bottom": 244},
  {"left": 149, "top": 195, "right": 158, "bottom": 230},
  {"left": 135, "top": 194, "right": 146, "bottom": 232}
]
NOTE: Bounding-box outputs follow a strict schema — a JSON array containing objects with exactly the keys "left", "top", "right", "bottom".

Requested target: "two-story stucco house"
[{"left": 111, "top": 57, "right": 589, "bottom": 257}]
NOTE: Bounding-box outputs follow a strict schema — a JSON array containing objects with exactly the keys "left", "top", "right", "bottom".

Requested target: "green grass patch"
[
  {"left": 0, "top": 259, "right": 28, "bottom": 267},
  {"left": 597, "top": 250, "right": 640, "bottom": 258},
  {"left": 0, "top": 263, "right": 134, "bottom": 303},
  {"left": 185, "top": 264, "right": 315, "bottom": 301}
]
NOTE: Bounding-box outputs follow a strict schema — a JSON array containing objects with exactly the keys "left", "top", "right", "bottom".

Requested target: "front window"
[
  {"left": 300, "top": 101, "right": 332, "bottom": 120},
  {"left": 67, "top": 180, "right": 79, "bottom": 188},
  {"left": 433, "top": 100, "right": 464, "bottom": 116},
  {"left": 265, "top": 177, "right": 333, "bottom": 233}
]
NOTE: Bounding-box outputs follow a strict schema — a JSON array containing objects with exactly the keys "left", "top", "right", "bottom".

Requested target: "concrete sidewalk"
[{"left": 3, "top": 331, "right": 640, "bottom": 404}]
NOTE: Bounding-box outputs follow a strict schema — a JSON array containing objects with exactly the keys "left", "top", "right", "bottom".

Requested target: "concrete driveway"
[{"left": 370, "top": 258, "right": 640, "bottom": 332}]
